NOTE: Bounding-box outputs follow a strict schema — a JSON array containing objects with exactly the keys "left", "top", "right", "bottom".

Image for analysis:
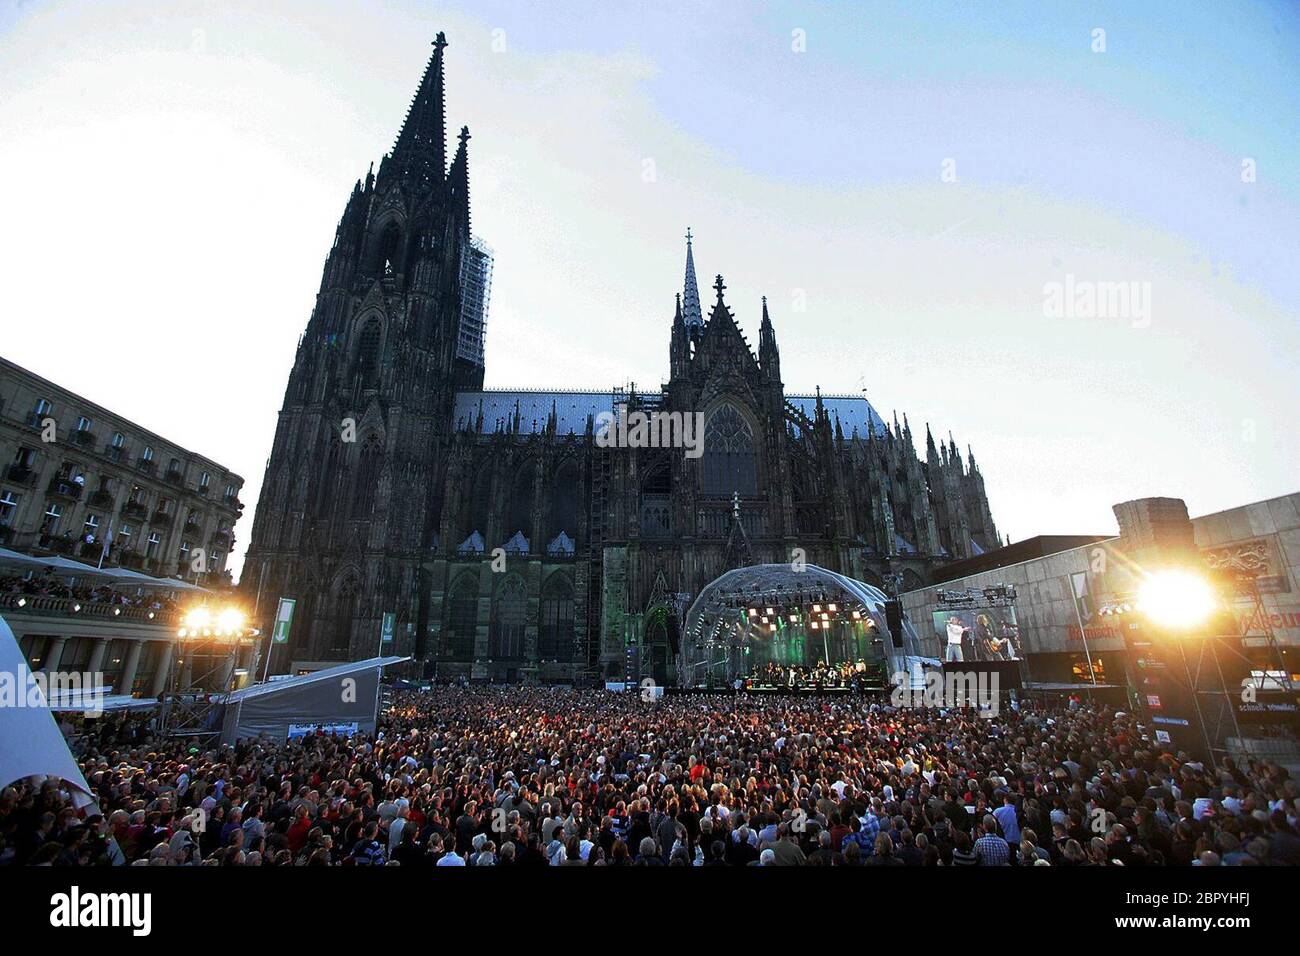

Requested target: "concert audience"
[
  {"left": 0, "top": 572, "right": 178, "bottom": 612},
  {"left": 1, "top": 687, "right": 1296, "bottom": 867}
]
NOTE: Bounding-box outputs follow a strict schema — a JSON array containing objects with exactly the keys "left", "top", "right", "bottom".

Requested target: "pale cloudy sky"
[{"left": 1, "top": 0, "right": 1296, "bottom": 579}]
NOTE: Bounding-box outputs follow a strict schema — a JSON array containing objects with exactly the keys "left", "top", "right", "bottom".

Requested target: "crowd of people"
[
  {"left": 0, "top": 572, "right": 178, "bottom": 612},
  {"left": 1, "top": 687, "right": 1296, "bottom": 867}
]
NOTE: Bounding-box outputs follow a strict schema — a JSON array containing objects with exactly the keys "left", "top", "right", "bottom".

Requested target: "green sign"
[
  {"left": 381, "top": 611, "right": 396, "bottom": 646},
  {"left": 273, "top": 597, "right": 296, "bottom": 644}
]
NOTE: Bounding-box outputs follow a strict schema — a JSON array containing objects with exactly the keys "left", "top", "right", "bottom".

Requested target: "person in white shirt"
[{"left": 945, "top": 616, "right": 966, "bottom": 662}]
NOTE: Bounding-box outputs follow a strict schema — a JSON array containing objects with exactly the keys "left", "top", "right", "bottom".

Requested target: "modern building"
[
  {"left": 242, "top": 31, "right": 1002, "bottom": 682},
  {"left": 0, "top": 355, "right": 245, "bottom": 583},
  {"left": 897, "top": 492, "right": 1299, "bottom": 760}
]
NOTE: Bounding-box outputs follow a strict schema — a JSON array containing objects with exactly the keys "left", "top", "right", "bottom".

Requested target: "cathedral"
[{"left": 242, "top": 33, "right": 1001, "bottom": 682}]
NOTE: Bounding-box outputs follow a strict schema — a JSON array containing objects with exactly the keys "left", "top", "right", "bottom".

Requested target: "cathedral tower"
[{"left": 243, "top": 33, "right": 476, "bottom": 668}]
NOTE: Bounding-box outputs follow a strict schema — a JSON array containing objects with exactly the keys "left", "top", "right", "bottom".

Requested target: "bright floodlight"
[
  {"left": 183, "top": 607, "right": 212, "bottom": 630},
  {"left": 1139, "top": 569, "right": 1217, "bottom": 630},
  {"left": 217, "top": 607, "right": 245, "bottom": 635}
]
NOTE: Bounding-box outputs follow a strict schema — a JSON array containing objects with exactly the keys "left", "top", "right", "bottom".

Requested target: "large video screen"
[{"left": 932, "top": 607, "right": 1021, "bottom": 661}]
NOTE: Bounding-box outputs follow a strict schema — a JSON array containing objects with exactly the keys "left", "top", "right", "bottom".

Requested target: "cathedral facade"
[{"left": 242, "top": 34, "right": 1001, "bottom": 682}]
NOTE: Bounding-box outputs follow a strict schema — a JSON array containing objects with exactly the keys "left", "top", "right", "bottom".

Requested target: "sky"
[{"left": 1, "top": 0, "right": 1296, "bottom": 581}]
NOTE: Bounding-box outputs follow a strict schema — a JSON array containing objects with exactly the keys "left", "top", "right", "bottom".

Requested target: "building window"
[
  {"left": 141, "top": 445, "right": 154, "bottom": 462},
  {"left": 0, "top": 491, "right": 19, "bottom": 526},
  {"left": 83, "top": 513, "right": 100, "bottom": 538},
  {"left": 41, "top": 502, "right": 62, "bottom": 534},
  {"left": 199, "top": 471, "right": 210, "bottom": 490},
  {"left": 146, "top": 532, "right": 161, "bottom": 558},
  {"left": 76, "top": 416, "right": 93, "bottom": 433},
  {"left": 355, "top": 318, "right": 382, "bottom": 388},
  {"left": 447, "top": 576, "right": 479, "bottom": 659},
  {"left": 224, "top": 483, "right": 236, "bottom": 500},
  {"left": 701, "top": 404, "right": 757, "bottom": 498},
  {"left": 111, "top": 432, "right": 125, "bottom": 449},
  {"left": 209, "top": 549, "right": 224, "bottom": 570},
  {"left": 538, "top": 576, "right": 575, "bottom": 661},
  {"left": 119, "top": 524, "right": 133, "bottom": 546},
  {"left": 34, "top": 398, "right": 51, "bottom": 416},
  {"left": 179, "top": 540, "right": 191, "bottom": 562},
  {"left": 490, "top": 575, "right": 526, "bottom": 659},
  {"left": 333, "top": 580, "right": 359, "bottom": 653},
  {"left": 352, "top": 435, "right": 382, "bottom": 517}
]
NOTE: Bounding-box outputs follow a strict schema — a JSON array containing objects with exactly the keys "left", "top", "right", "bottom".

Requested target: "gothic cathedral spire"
[
  {"left": 389, "top": 32, "right": 449, "bottom": 187},
  {"left": 681, "top": 227, "right": 704, "bottom": 329}
]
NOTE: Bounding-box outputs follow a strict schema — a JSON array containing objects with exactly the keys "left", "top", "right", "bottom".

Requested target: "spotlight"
[
  {"left": 828, "top": 603, "right": 837, "bottom": 612},
  {"left": 217, "top": 607, "right": 246, "bottom": 635},
  {"left": 1138, "top": 569, "right": 1217, "bottom": 630},
  {"left": 72, "top": 603, "right": 81, "bottom": 612},
  {"left": 16, "top": 598, "right": 26, "bottom": 607}
]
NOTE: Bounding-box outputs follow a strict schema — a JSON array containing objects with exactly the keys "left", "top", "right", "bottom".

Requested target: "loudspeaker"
[{"left": 884, "top": 600, "right": 904, "bottom": 648}]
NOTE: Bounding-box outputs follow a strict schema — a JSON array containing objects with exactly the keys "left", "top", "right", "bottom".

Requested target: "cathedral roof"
[
  {"left": 453, "top": 389, "right": 886, "bottom": 437},
  {"left": 786, "top": 394, "right": 886, "bottom": 436}
]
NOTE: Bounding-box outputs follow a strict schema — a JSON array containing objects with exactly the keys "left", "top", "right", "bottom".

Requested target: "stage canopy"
[
  {"left": 0, "top": 615, "right": 96, "bottom": 807},
  {"left": 218, "top": 656, "right": 408, "bottom": 745},
  {"left": 678, "top": 563, "right": 931, "bottom": 686}
]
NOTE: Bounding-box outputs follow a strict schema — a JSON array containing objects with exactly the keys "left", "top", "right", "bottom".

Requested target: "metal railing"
[{"left": 0, "top": 591, "right": 178, "bottom": 626}]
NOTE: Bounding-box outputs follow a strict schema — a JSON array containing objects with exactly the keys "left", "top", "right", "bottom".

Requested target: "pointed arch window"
[
  {"left": 447, "top": 575, "right": 479, "bottom": 659},
  {"left": 356, "top": 318, "right": 382, "bottom": 389},
  {"left": 490, "top": 575, "right": 526, "bottom": 659},
  {"left": 352, "top": 435, "right": 382, "bottom": 517},
  {"left": 548, "top": 460, "right": 579, "bottom": 544},
  {"left": 508, "top": 462, "right": 535, "bottom": 545},
  {"left": 538, "top": 575, "right": 575, "bottom": 661},
  {"left": 701, "top": 404, "right": 756, "bottom": 498},
  {"left": 333, "top": 578, "right": 359, "bottom": 655}
]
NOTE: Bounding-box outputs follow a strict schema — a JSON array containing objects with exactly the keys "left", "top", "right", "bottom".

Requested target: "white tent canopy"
[
  {"left": 218, "top": 656, "right": 409, "bottom": 745},
  {"left": 0, "top": 614, "right": 96, "bottom": 807},
  {"left": 0, "top": 546, "right": 209, "bottom": 592}
]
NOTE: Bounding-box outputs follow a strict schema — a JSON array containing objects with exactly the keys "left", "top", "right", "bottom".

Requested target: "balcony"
[
  {"left": 163, "top": 468, "right": 186, "bottom": 487},
  {"left": 24, "top": 411, "right": 49, "bottom": 430},
  {"left": 196, "top": 484, "right": 210, "bottom": 498},
  {"left": 38, "top": 533, "right": 77, "bottom": 555},
  {"left": 211, "top": 529, "right": 233, "bottom": 548},
  {"left": 123, "top": 500, "right": 148, "bottom": 520},
  {"left": 0, "top": 592, "right": 176, "bottom": 627},
  {"left": 151, "top": 508, "right": 172, "bottom": 524},
  {"left": 184, "top": 519, "right": 202, "bottom": 535},
  {"left": 88, "top": 489, "right": 114, "bottom": 509},
  {"left": 47, "top": 477, "right": 84, "bottom": 500},
  {"left": 105, "top": 445, "right": 125, "bottom": 464},
  {"left": 4, "top": 464, "right": 37, "bottom": 486},
  {"left": 71, "top": 429, "right": 97, "bottom": 450},
  {"left": 118, "top": 551, "right": 145, "bottom": 571},
  {"left": 223, "top": 492, "right": 242, "bottom": 508},
  {"left": 136, "top": 458, "right": 156, "bottom": 476}
]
